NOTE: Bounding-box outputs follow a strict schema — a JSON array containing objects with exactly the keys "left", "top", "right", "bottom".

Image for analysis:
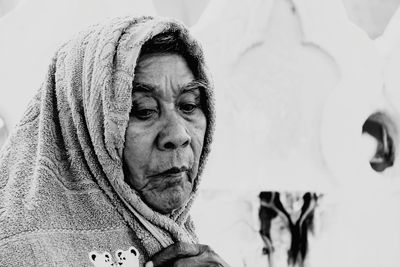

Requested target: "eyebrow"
[
  {"left": 132, "top": 82, "right": 155, "bottom": 93},
  {"left": 181, "top": 80, "right": 207, "bottom": 93},
  {"left": 132, "top": 80, "right": 207, "bottom": 94}
]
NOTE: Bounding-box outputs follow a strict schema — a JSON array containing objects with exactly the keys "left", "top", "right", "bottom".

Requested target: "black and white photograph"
[{"left": 1, "top": 0, "right": 400, "bottom": 266}]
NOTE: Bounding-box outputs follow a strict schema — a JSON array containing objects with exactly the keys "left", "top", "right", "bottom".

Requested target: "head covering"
[{"left": 0, "top": 16, "right": 214, "bottom": 264}]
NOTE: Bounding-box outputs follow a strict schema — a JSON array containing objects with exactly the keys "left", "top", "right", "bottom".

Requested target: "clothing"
[{"left": 0, "top": 16, "right": 214, "bottom": 267}]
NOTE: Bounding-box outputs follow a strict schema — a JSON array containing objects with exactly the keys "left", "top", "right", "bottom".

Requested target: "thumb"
[{"left": 147, "top": 242, "right": 200, "bottom": 267}]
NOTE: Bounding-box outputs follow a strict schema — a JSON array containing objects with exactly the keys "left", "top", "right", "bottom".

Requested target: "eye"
[
  {"left": 179, "top": 103, "right": 198, "bottom": 114},
  {"left": 134, "top": 108, "right": 157, "bottom": 120},
  {"left": 131, "top": 96, "right": 158, "bottom": 120}
]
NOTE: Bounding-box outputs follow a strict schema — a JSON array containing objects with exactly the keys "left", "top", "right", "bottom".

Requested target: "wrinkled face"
[{"left": 123, "top": 52, "right": 207, "bottom": 214}]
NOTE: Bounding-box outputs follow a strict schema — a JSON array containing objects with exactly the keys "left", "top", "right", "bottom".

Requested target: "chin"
[
  {"left": 141, "top": 179, "right": 193, "bottom": 214},
  {"left": 154, "top": 192, "right": 190, "bottom": 214}
]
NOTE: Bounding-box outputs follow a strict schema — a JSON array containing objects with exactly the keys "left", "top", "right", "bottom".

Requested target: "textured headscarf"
[{"left": 0, "top": 16, "right": 214, "bottom": 262}]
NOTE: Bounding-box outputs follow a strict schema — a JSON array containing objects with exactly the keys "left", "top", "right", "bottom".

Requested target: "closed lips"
[{"left": 150, "top": 167, "right": 189, "bottom": 178}]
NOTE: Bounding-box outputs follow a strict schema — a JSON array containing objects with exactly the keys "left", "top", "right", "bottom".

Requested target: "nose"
[{"left": 157, "top": 115, "right": 191, "bottom": 150}]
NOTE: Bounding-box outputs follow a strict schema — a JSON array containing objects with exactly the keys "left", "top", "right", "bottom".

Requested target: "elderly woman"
[{"left": 0, "top": 16, "right": 228, "bottom": 266}]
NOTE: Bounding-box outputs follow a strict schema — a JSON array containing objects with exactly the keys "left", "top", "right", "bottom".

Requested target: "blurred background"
[{"left": 2, "top": 0, "right": 400, "bottom": 266}]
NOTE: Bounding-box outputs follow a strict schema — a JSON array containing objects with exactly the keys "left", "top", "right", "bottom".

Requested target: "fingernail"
[{"left": 145, "top": 261, "right": 153, "bottom": 267}]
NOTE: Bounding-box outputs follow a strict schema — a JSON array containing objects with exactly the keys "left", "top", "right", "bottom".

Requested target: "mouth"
[
  {"left": 150, "top": 166, "right": 189, "bottom": 179},
  {"left": 139, "top": 166, "right": 193, "bottom": 192}
]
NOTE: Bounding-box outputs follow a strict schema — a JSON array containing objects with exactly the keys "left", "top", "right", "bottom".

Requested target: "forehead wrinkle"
[
  {"left": 133, "top": 53, "right": 197, "bottom": 100},
  {"left": 159, "top": 72, "right": 190, "bottom": 99},
  {"left": 132, "top": 82, "right": 156, "bottom": 93},
  {"left": 132, "top": 81, "right": 200, "bottom": 101}
]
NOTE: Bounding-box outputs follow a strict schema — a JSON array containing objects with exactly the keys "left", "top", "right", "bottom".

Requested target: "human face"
[{"left": 123, "top": 53, "right": 207, "bottom": 214}]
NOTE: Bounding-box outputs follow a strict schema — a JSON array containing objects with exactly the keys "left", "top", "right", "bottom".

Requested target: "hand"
[{"left": 145, "top": 242, "right": 230, "bottom": 267}]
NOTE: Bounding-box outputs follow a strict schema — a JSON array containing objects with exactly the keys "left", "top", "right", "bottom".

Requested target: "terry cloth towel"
[{"left": 0, "top": 16, "right": 215, "bottom": 266}]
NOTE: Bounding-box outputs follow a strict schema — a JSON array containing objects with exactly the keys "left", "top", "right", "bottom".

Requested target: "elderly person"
[{"left": 0, "top": 16, "right": 228, "bottom": 267}]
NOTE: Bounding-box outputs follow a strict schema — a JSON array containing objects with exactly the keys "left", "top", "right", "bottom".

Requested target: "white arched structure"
[{"left": 191, "top": 0, "right": 400, "bottom": 266}]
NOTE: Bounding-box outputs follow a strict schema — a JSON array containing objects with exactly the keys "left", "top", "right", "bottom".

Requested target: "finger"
[
  {"left": 193, "top": 246, "right": 231, "bottom": 267},
  {"left": 172, "top": 257, "right": 202, "bottom": 267},
  {"left": 172, "top": 254, "right": 227, "bottom": 267},
  {"left": 149, "top": 242, "right": 201, "bottom": 267}
]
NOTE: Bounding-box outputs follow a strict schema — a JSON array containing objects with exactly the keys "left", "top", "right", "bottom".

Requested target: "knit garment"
[{"left": 0, "top": 16, "right": 215, "bottom": 267}]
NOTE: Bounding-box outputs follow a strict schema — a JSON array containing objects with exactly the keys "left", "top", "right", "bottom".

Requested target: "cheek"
[
  {"left": 190, "top": 115, "right": 207, "bottom": 160},
  {"left": 123, "top": 122, "right": 156, "bottom": 185}
]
